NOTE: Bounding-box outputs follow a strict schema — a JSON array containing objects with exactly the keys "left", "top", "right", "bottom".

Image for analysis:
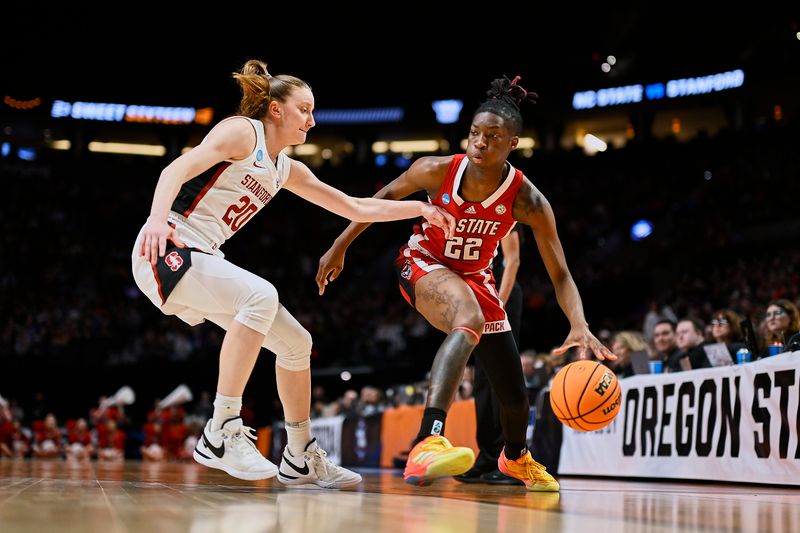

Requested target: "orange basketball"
[{"left": 549, "top": 360, "right": 622, "bottom": 431}]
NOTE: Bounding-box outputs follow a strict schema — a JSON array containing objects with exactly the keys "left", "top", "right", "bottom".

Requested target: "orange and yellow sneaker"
[
  {"left": 403, "top": 435, "right": 475, "bottom": 486},
  {"left": 498, "top": 449, "right": 560, "bottom": 492}
]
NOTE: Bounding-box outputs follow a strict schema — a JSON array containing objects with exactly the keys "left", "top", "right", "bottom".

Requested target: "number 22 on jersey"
[{"left": 444, "top": 237, "right": 483, "bottom": 261}]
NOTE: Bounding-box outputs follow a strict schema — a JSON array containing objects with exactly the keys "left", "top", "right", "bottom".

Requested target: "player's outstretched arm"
[{"left": 310, "top": 157, "right": 449, "bottom": 295}]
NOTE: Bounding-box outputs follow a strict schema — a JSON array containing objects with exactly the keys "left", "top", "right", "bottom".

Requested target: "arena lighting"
[
  {"left": 572, "top": 69, "right": 745, "bottom": 110},
  {"left": 389, "top": 140, "right": 440, "bottom": 152},
  {"left": 666, "top": 70, "right": 744, "bottom": 98},
  {"left": 371, "top": 140, "right": 441, "bottom": 153},
  {"left": 517, "top": 137, "right": 535, "bottom": 149},
  {"left": 631, "top": 219, "right": 653, "bottom": 241},
  {"left": 17, "top": 147, "right": 36, "bottom": 161},
  {"left": 50, "top": 100, "right": 213, "bottom": 125},
  {"left": 87, "top": 142, "right": 166, "bottom": 156},
  {"left": 47, "top": 140, "right": 71, "bottom": 150},
  {"left": 573, "top": 85, "right": 643, "bottom": 109},
  {"left": 432, "top": 99, "right": 464, "bottom": 124},
  {"left": 313, "top": 107, "right": 404, "bottom": 124},
  {"left": 3, "top": 95, "right": 41, "bottom": 110},
  {"left": 583, "top": 134, "right": 607, "bottom": 155},
  {"left": 293, "top": 144, "right": 319, "bottom": 156}
]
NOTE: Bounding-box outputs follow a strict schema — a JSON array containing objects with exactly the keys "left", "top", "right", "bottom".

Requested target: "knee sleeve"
[
  {"left": 273, "top": 322, "right": 313, "bottom": 371},
  {"left": 235, "top": 280, "right": 279, "bottom": 335}
]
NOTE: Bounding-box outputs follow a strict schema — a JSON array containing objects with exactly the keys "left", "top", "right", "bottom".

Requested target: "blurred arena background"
[{"left": 1, "top": 9, "right": 798, "bottom": 460}]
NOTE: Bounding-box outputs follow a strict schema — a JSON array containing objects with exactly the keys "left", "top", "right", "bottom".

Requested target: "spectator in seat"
[
  {"left": 676, "top": 318, "right": 707, "bottom": 369},
  {"left": 609, "top": 331, "right": 648, "bottom": 378},
  {"left": 98, "top": 419, "right": 126, "bottom": 461},
  {"left": 66, "top": 418, "right": 94, "bottom": 461},
  {"left": 652, "top": 319, "right": 682, "bottom": 371},
  {"left": 32, "top": 413, "right": 62, "bottom": 459},
  {"left": 762, "top": 299, "right": 800, "bottom": 356},
  {"left": 709, "top": 309, "right": 746, "bottom": 359}
]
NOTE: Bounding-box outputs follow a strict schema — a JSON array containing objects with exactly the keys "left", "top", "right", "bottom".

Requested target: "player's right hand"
[
  {"left": 316, "top": 246, "right": 347, "bottom": 296},
  {"left": 553, "top": 327, "right": 618, "bottom": 361},
  {"left": 140, "top": 217, "right": 186, "bottom": 265}
]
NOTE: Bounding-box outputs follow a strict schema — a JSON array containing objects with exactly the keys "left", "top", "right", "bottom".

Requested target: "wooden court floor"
[{"left": 1, "top": 459, "right": 798, "bottom": 532}]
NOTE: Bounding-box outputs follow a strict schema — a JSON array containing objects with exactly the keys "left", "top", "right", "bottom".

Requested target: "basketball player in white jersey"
[{"left": 131, "top": 59, "right": 455, "bottom": 489}]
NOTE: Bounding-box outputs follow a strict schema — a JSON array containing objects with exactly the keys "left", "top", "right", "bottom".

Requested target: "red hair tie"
[{"left": 510, "top": 75, "right": 527, "bottom": 98}]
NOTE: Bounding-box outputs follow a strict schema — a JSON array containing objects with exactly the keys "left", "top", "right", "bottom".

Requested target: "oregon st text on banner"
[{"left": 559, "top": 352, "right": 800, "bottom": 485}]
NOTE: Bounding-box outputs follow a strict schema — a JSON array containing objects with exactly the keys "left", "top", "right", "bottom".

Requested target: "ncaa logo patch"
[
  {"left": 401, "top": 260, "right": 413, "bottom": 280},
  {"left": 495, "top": 204, "right": 507, "bottom": 215},
  {"left": 441, "top": 193, "right": 451, "bottom": 205},
  {"left": 253, "top": 150, "right": 266, "bottom": 168},
  {"left": 165, "top": 251, "right": 184, "bottom": 272}
]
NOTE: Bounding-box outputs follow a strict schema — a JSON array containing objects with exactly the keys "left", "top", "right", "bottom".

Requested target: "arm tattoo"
[{"left": 514, "top": 182, "right": 545, "bottom": 221}]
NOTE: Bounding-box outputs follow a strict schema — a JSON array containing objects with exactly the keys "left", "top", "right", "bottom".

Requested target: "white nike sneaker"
[
  {"left": 193, "top": 417, "right": 278, "bottom": 480},
  {"left": 277, "top": 438, "right": 362, "bottom": 489}
]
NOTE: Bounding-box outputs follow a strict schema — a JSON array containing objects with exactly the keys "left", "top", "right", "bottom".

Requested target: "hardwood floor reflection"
[{"left": 0, "top": 459, "right": 797, "bottom": 532}]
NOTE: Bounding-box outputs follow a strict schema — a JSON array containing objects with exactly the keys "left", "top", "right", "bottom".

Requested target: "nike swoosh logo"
[
  {"left": 203, "top": 432, "right": 225, "bottom": 459},
  {"left": 283, "top": 454, "right": 309, "bottom": 475},
  {"left": 253, "top": 160, "right": 265, "bottom": 168}
]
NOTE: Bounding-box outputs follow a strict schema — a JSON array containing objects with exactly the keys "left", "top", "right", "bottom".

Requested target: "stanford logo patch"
[{"left": 165, "top": 251, "right": 184, "bottom": 272}]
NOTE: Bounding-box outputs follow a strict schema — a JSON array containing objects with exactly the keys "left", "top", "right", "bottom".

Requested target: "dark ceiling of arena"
[{"left": 3, "top": 9, "right": 795, "bottom": 112}]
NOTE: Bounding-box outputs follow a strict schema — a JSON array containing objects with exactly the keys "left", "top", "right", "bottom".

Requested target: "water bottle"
[
  {"left": 736, "top": 347, "right": 751, "bottom": 364},
  {"left": 768, "top": 342, "right": 784, "bottom": 357},
  {"left": 648, "top": 360, "right": 663, "bottom": 374}
]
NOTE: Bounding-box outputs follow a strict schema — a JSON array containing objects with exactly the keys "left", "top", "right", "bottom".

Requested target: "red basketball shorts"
[{"left": 394, "top": 245, "right": 510, "bottom": 334}]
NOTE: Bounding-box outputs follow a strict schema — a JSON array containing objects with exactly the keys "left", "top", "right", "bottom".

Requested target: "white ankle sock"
[
  {"left": 285, "top": 419, "right": 312, "bottom": 456},
  {"left": 211, "top": 393, "right": 242, "bottom": 431}
]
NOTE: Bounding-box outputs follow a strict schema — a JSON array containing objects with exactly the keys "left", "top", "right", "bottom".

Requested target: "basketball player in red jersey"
[{"left": 317, "top": 76, "right": 617, "bottom": 491}]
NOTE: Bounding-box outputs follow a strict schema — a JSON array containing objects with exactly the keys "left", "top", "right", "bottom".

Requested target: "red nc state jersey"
[{"left": 407, "top": 154, "right": 522, "bottom": 274}]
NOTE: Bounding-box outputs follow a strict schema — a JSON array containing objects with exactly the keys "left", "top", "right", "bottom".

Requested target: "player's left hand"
[
  {"left": 553, "top": 326, "right": 618, "bottom": 361},
  {"left": 420, "top": 203, "right": 456, "bottom": 240}
]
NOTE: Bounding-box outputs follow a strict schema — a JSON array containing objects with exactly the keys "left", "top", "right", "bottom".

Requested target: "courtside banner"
[
  {"left": 310, "top": 415, "right": 345, "bottom": 465},
  {"left": 559, "top": 352, "right": 800, "bottom": 485}
]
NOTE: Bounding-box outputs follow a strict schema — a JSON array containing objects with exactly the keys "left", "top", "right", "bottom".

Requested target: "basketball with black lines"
[{"left": 549, "top": 360, "right": 622, "bottom": 431}]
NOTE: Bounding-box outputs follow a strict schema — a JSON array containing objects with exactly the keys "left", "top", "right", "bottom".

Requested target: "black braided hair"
[{"left": 474, "top": 75, "right": 538, "bottom": 136}]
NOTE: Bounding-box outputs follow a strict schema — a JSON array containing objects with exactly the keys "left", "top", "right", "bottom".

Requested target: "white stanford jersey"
[
  {"left": 168, "top": 117, "right": 290, "bottom": 256},
  {"left": 407, "top": 154, "right": 522, "bottom": 275}
]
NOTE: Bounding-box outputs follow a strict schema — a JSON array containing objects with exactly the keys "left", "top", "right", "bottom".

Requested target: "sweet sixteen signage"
[{"left": 559, "top": 353, "right": 800, "bottom": 485}]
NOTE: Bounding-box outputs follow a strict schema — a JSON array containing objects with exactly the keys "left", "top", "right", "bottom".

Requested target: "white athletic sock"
[
  {"left": 285, "top": 419, "right": 312, "bottom": 456},
  {"left": 211, "top": 393, "right": 242, "bottom": 431}
]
